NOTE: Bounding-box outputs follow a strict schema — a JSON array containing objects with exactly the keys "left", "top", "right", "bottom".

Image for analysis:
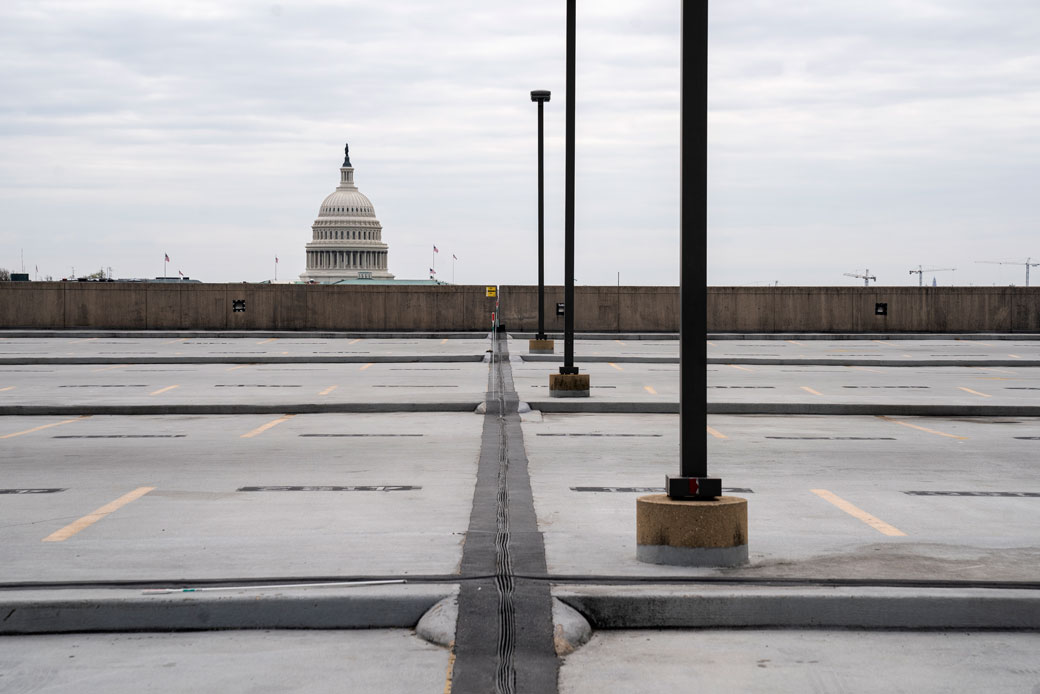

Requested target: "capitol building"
[{"left": 299, "top": 143, "right": 394, "bottom": 282}]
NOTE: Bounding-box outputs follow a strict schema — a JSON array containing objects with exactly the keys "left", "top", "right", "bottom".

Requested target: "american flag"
[
  {"left": 433, "top": 245, "right": 439, "bottom": 253},
  {"left": 429, "top": 268, "right": 436, "bottom": 274},
  {"left": 178, "top": 270, "right": 184, "bottom": 277},
  {"left": 452, "top": 254, "right": 457, "bottom": 260},
  {"left": 275, "top": 256, "right": 279, "bottom": 263},
  {"left": 164, "top": 253, "right": 170, "bottom": 262}
]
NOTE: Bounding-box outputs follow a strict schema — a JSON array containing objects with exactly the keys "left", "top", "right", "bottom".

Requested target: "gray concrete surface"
[
  {"left": 2, "top": 332, "right": 1038, "bottom": 691},
  {"left": 0, "top": 412, "right": 480, "bottom": 582},
  {"left": 0, "top": 630, "right": 451, "bottom": 694},
  {"left": 526, "top": 412, "right": 1040, "bottom": 580},
  {"left": 559, "top": 629, "right": 1040, "bottom": 694}
]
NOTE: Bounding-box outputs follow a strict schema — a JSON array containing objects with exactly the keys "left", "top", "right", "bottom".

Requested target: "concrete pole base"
[
  {"left": 529, "top": 338, "right": 555, "bottom": 354},
  {"left": 549, "top": 373, "right": 590, "bottom": 398},
  {"left": 636, "top": 494, "right": 749, "bottom": 567}
]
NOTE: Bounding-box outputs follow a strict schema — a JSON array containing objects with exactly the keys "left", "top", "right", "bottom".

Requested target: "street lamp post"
[
  {"left": 531, "top": 90, "right": 551, "bottom": 342},
  {"left": 561, "top": 0, "right": 578, "bottom": 377},
  {"left": 666, "top": 0, "right": 720, "bottom": 500},
  {"left": 547, "top": 0, "right": 588, "bottom": 397}
]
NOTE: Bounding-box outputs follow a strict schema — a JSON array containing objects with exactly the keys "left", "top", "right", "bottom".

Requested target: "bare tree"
[{"left": 0, "top": 268, "right": 10, "bottom": 281}]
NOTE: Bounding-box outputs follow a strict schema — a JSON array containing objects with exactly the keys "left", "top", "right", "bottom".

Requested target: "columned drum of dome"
[{"left": 299, "top": 143, "right": 394, "bottom": 282}]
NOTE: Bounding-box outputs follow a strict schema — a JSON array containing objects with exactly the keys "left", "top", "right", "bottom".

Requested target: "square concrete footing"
[
  {"left": 549, "top": 373, "right": 590, "bottom": 398},
  {"left": 636, "top": 494, "right": 748, "bottom": 567},
  {"left": 529, "top": 338, "right": 555, "bottom": 355}
]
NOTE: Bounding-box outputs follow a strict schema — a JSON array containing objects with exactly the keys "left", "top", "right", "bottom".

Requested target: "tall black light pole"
[
  {"left": 666, "top": 0, "right": 719, "bottom": 500},
  {"left": 561, "top": 0, "right": 578, "bottom": 376},
  {"left": 531, "top": 90, "right": 551, "bottom": 341}
]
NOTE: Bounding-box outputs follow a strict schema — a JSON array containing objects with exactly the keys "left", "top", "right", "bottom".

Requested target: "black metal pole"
[
  {"left": 531, "top": 91, "right": 551, "bottom": 340},
  {"left": 667, "top": 0, "right": 719, "bottom": 500},
  {"left": 561, "top": 0, "right": 577, "bottom": 375}
]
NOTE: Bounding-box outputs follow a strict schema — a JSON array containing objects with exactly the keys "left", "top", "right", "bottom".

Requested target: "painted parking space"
[
  {"left": 0, "top": 361, "right": 490, "bottom": 407},
  {"left": 523, "top": 412, "right": 1040, "bottom": 580},
  {"left": 0, "top": 412, "right": 482, "bottom": 582}
]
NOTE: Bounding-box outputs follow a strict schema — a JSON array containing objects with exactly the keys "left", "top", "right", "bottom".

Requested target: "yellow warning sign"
[{"left": 486, "top": 286, "right": 497, "bottom": 297}]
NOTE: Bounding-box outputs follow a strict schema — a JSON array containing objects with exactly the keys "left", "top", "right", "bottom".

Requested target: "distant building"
[{"left": 299, "top": 143, "right": 394, "bottom": 283}]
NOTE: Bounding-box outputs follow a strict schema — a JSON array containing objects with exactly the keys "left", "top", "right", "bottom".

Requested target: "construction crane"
[
  {"left": 843, "top": 269, "right": 876, "bottom": 286},
  {"left": 975, "top": 258, "right": 1040, "bottom": 287},
  {"left": 909, "top": 265, "right": 956, "bottom": 287}
]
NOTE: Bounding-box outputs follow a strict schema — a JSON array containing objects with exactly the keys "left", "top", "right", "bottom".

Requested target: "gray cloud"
[{"left": 1, "top": 1, "right": 1036, "bottom": 288}]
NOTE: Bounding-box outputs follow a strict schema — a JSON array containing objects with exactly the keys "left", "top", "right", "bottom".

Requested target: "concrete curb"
[
  {"left": 509, "top": 333, "right": 679, "bottom": 341},
  {"left": 521, "top": 355, "right": 678, "bottom": 363},
  {"left": 526, "top": 401, "right": 680, "bottom": 414},
  {"left": 0, "top": 330, "right": 488, "bottom": 339},
  {"left": 0, "top": 585, "right": 456, "bottom": 635},
  {"left": 708, "top": 333, "right": 1040, "bottom": 341},
  {"left": 706, "top": 402, "right": 1040, "bottom": 416},
  {"left": 519, "top": 401, "right": 1040, "bottom": 416},
  {"left": 0, "top": 402, "right": 484, "bottom": 416},
  {"left": 554, "top": 585, "right": 1040, "bottom": 629},
  {"left": 0, "top": 355, "right": 484, "bottom": 366},
  {"left": 708, "top": 357, "right": 1040, "bottom": 367}
]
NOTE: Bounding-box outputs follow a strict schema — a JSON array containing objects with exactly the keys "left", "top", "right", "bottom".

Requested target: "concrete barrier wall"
[
  {"left": 499, "top": 286, "right": 680, "bottom": 332},
  {"left": 706, "top": 287, "right": 1040, "bottom": 332},
  {"left": 1, "top": 284, "right": 1038, "bottom": 332},
  {"left": 0, "top": 283, "right": 499, "bottom": 331}
]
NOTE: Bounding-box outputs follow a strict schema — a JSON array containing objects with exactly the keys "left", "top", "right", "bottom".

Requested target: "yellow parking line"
[
  {"left": 785, "top": 340, "right": 804, "bottom": 346},
  {"left": 349, "top": 338, "right": 361, "bottom": 345},
  {"left": 69, "top": 337, "right": 98, "bottom": 344},
  {"left": 0, "top": 386, "right": 15, "bottom": 392},
  {"left": 227, "top": 364, "right": 253, "bottom": 371},
  {"left": 877, "top": 415, "right": 967, "bottom": 440},
  {"left": 360, "top": 363, "right": 373, "bottom": 371},
  {"left": 257, "top": 338, "right": 278, "bottom": 345},
  {"left": 847, "top": 366, "right": 883, "bottom": 374},
  {"left": 706, "top": 425, "right": 728, "bottom": 439},
  {"left": 150, "top": 385, "right": 180, "bottom": 396},
  {"left": 608, "top": 362, "right": 623, "bottom": 371},
  {"left": 974, "top": 366, "right": 1015, "bottom": 374},
  {"left": 870, "top": 340, "right": 895, "bottom": 347},
  {"left": 319, "top": 385, "right": 339, "bottom": 396},
  {"left": 241, "top": 414, "right": 295, "bottom": 439},
  {"left": 441, "top": 339, "right": 448, "bottom": 345},
  {"left": 42, "top": 487, "right": 155, "bottom": 542},
  {"left": 811, "top": 489, "right": 906, "bottom": 537},
  {"left": 91, "top": 364, "right": 127, "bottom": 373},
  {"left": 707, "top": 341, "right": 717, "bottom": 347},
  {"left": 958, "top": 386, "right": 991, "bottom": 398},
  {"left": 163, "top": 338, "right": 188, "bottom": 345},
  {"left": 800, "top": 386, "right": 822, "bottom": 396},
  {"left": 728, "top": 364, "right": 753, "bottom": 372},
  {"left": 615, "top": 340, "right": 626, "bottom": 346},
  {"left": 644, "top": 385, "right": 657, "bottom": 395},
  {"left": 1, "top": 416, "right": 90, "bottom": 439},
  {"left": 1009, "top": 354, "right": 1022, "bottom": 359}
]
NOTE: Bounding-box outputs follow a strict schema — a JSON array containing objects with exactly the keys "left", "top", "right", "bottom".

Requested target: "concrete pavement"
[{"left": 1, "top": 331, "right": 1038, "bottom": 692}]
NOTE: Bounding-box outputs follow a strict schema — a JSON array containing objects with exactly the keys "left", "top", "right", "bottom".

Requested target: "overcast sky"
[{"left": 1, "top": 1, "right": 1037, "bottom": 286}]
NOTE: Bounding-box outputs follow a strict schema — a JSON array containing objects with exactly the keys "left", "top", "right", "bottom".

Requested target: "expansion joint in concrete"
[{"left": 450, "top": 335, "right": 559, "bottom": 693}]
